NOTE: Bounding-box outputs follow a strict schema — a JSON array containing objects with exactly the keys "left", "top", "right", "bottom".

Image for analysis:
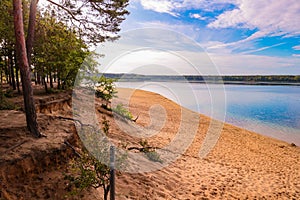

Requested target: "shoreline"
[
  {"left": 116, "top": 86, "right": 300, "bottom": 146},
  {"left": 113, "top": 88, "right": 300, "bottom": 199}
]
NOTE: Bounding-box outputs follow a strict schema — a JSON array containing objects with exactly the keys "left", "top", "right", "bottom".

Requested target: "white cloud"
[
  {"left": 126, "top": 21, "right": 200, "bottom": 42},
  {"left": 208, "top": 0, "right": 300, "bottom": 38},
  {"left": 139, "top": 0, "right": 237, "bottom": 15},
  {"left": 240, "top": 43, "right": 285, "bottom": 55},
  {"left": 189, "top": 13, "right": 207, "bottom": 20},
  {"left": 100, "top": 47, "right": 300, "bottom": 75},
  {"left": 208, "top": 8, "right": 245, "bottom": 29},
  {"left": 293, "top": 45, "right": 300, "bottom": 50},
  {"left": 205, "top": 30, "right": 288, "bottom": 54},
  {"left": 139, "top": 0, "right": 181, "bottom": 16},
  {"left": 137, "top": 0, "right": 300, "bottom": 49},
  {"left": 292, "top": 54, "right": 300, "bottom": 57}
]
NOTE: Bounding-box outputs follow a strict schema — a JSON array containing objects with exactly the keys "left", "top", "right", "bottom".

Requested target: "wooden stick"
[{"left": 3, "top": 140, "right": 28, "bottom": 154}]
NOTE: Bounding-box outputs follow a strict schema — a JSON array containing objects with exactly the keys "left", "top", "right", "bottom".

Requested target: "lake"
[{"left": 116, "top": 82, "right": 300, "bottom": 146}]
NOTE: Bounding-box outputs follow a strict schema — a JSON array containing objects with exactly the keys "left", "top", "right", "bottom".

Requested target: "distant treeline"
[{"left": 102, "top": 73, "right": 300, "bottom": 85}]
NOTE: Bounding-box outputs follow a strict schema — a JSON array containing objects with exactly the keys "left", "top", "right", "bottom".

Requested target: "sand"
[
  {"left": 1, "top": 86, "right": 299, "bottom": 199},
  {"left": 100, "top": 88, "right": 300, "bottom": 199}
]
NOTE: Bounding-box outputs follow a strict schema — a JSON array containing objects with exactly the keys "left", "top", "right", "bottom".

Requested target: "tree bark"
[
  {"left": 37, "top": 71, "right": 41, "bottom": 84},
  {"left": 14, "top": 50, "right": 21, "bottom": 93},
  {"left": 6, "top": 57, "right": 11, "bottom": 85},
  {"left": 49, "top": 71, "right": 53, "bottom": 88},
  {"left": 13, "top": 0, "right": 41, "bottom": 137},
  {"left": 26, "top": 0, "right": 38, "bottom": 70},
  {"left": 9, "top": 50, "right": 16, "bottom": 90}
]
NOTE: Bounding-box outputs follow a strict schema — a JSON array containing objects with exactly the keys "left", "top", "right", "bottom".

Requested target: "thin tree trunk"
[
  {"left": 37, "top": 71, "right": 41, "bottom": 84},
  {"left": 43, "top": 74, "right": 48, "bottom": 93},
  {"left": 34, "top": 71, "right": 37, "bottom": 85},
  {"left": 0, "top": 66, "right": 3, "bottom": 88},
  {"left": 41, "top": 68, "right": 47, "bottom": 92},
  {"left": 13, "top": 0, "right": 40, "bottom": 137},
  {"left": 16, "top": 66, "right": 20, "bottom": 93},
  {"left": 9, "top": 51, "right": 16, "bottom": 90},
  {"left": 7, "top": 57, "right": 11, "bottom": 85},
  {"left": 49, "top": 72, "right": 53, "bottom": 88},
  {"left": 14, "top": 51, "right": 21, "bottom": 93},
  {"left": 57, "top": 70, "right": 61, "bottom": 89}
]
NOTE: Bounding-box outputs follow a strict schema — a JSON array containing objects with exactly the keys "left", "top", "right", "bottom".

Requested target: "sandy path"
[{"left": 94, "top": 88, "right": 300, "bottom": 199}]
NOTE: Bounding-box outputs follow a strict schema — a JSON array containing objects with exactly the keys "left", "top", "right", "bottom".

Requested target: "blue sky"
[{"left": 99, "top": 0, "right": 300, "bottom": 75}]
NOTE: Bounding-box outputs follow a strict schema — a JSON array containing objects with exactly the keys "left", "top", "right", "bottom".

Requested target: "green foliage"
[
  {"left": 112, "top": 104, "right": 133, "bottom": 120},
  {"left": 3, "top": 89, "right": 14, "bottom": 98},
  {"left": 64, "top": 150, "right": 111, "bottom": 197},
  {"left": 0, "top": 90, "right": 18, "bottom": 110},
  {"left": 145, "top": 151, "right": 163, "bottom": 163},
  {"left": 33, "top": 13, "right": 90, "bottom": 90},
  {"left": 139, "top": 140, "right": 163, "bottom": 163},
  {"left": 102, "top": 116, "right": 110, "bottom": 135},
  {"left": 95, "top": 76, "right": 118, "bottom": 102},
  {"left": 65, "top": 118, "right": 127, "bottom": 199},
  {"left": 47, "top": 0, "right": 130, "bottom": 45}
]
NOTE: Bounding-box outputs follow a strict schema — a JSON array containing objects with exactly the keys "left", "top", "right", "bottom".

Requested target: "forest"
[
  {"left": 0, "top": 0, "right": 129, "bottom": 137},
  {"left": 0, "top": 0, "right": 129, "bottom": 93}
]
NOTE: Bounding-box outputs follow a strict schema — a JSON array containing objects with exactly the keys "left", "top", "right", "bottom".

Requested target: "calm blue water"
[{"left": 116, "top": 82, "right": 300, "bottom": 145}]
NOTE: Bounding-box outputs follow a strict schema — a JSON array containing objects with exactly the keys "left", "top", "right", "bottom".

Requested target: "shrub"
[
  {"left": 95, "top": 76, "right": 117, "bottom": 102},
  {"left": 112, "top": 104, "right": 133, "bottom": 120},
  {"left": 64, "top": 118, "right": 127, "bottom": 200},
  {"left": 0, "top": 90, "right": 18, "bottom": 110},
  {"left": 139, "top": 140, "right": 163, "bottom": 163}
]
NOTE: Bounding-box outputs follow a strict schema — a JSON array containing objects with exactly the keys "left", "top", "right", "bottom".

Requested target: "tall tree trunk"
[
  {"left": 41, "top": 68, "right": 47, "bottom": 93},
  {"left": 34, "top": 71, "right": 37, "bottom": 85},
  {"left": 57, "top": 70, "right": 61, "bottom": 89},
  {"left": 43, "top": 76, "right": 48, "bottom": 93},
  {"left": 0, "top": 65, "right": 3, "bottom": 88},
  {"left": 13, "top": 0, "right": 41, "bottom": 137},
  {"left": 49, "top": 72, "right": 53, "bottom": 88},
  {"left": 14, "top": 51, "right": 21, "bottom": 93},
  {"left": 37, "top": 71, "right": 41, "bottom": 84},
  {"left": 26, "top": 0, "right": 38, "bottom": 70},
  {"left": 6, "top": 57, "right": 11, "bottom": 85}
]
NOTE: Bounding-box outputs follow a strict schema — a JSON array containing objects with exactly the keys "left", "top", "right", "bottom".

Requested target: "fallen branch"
[
  {"left": 132, "top": 114, "right": 139, "bottom": 122},
  {"left": 3, "top": 140, "right": 28, "bottom": 154},
  {"left": 52, "top": 115, "right": 98, "bottom": 131},
  {"left": 127, "top": 146, "right": 158, "bottom": 152},
  {"left": 64, "top": 141, "right": 82, "bottom": 158}
]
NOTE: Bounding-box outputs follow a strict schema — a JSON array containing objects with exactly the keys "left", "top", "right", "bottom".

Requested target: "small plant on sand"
[
  {"left": 112, "top": 104, "right": 133, "bottom": 120},
  {"left": 139, "top": 140, "right": 163, "bottom": 163}
]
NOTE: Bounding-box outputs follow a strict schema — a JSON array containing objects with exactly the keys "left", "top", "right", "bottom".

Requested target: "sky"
[{"left": 98, "top": 0, "right": 300, "bottom": 75}]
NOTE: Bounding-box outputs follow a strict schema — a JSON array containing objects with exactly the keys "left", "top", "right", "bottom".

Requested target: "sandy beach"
[
  {"left": 97, "top": 88, "right": 300, "bottom": 199},
  {"left": 1, "top": 87, "right": 299, "bottom": 199}
]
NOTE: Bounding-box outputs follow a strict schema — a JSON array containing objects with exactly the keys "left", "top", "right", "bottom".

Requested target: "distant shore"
[
  {"left": 118, "top": 80, "right": 300, "bottom": 86},
  {"left": 103, "top": 73, "right": 300, "bottom": 86}
]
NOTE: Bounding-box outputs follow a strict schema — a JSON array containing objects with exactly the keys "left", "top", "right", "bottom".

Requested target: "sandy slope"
[{"left": 101, "top": 88, "right": 300, "bottom": 199}]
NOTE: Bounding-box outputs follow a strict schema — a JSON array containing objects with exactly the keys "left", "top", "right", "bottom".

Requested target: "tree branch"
[{"left": 46, "top": 0, "right": 82, "bottom": 22}]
